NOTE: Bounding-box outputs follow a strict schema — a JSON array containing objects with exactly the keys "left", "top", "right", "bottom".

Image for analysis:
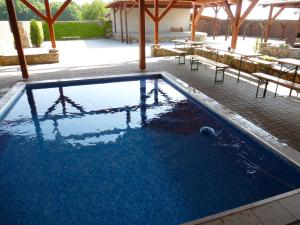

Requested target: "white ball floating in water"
[{"left": 200, "top": 127, "right": 217, "bottom": 137}]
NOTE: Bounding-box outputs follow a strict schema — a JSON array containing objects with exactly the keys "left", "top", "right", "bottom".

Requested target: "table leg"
[
  {"left": 289, "top": 66, "right": 298, "bottom": 96},
  {"left": 263, "top": 80, "right": 269, "bottom": 98},
  {"left": 237, "top": 55, "right": 243, "bottom": 82}
]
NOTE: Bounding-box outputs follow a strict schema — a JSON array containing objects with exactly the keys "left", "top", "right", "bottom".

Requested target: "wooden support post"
[
  {"left": 264, "top": 6, "right": 273, "bottom": 42},
  {"left": 45, "top": 0, "right": 56, "bottom": 49},
  {"left": 124, "top": 3, "right": 129, "bottom": 44},
  {"left": 113, "top": 8, "right": 117, "bottom": 33},
  {"left": 280, "top": 23, "right": 287, "bottom": 40},
  {"left": 133, "top": 0, "right": 155, "bottom": 21},
  {"left": 264, "top": 6, "right": 285, "bottom": 42},
  {"left": 5, "top": 0, "right": 29, "bottom": 79},
  {"left": 230, "top": 0, "right": 243, "bottom": 49},
  {"left": 191, "top": 4, "right": 198, "bottom": 41},
  {"left": 119, "top": 4, "right": 124, "bottom": 42},
  {"left": 225, "top": 16, "right": 230, "bottom": 41},
  {"left": 212, "top": 6, "right": 220, "bottom": 40},
  {"left": 139, "top": 0, "right": 146, "bottom": 70},
  {"left": 191, "top": 4, "right": 204, "bottom": 41},
  {"left": 154, "top": 0, "right": 159, "bottom": 45}
]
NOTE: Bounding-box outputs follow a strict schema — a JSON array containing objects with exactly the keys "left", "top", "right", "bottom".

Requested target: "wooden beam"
[
  {"left": 212, "top": 6, "right": 220, "bottom": 39},
  {"left": 45, "top": 0, "right": 56, "bottom": 49},
  {"left": 264, "top": 6, "right": 273, "bottom": 42},
  {"left": 154, "top": 0, "right": 159, "bottom": 45},
  {"left": 230, "top": 0, "right": 242, "bottom": 49},
  {"left": 119, "top": 4, "right": 124, "bottom": 42},
  {"left": 191, "top": 4, "right": 198, "bottom": 41},
  {"left": 237, "top": 0, "right": 258, "bottom": 28},
  {"left": 52, "top": 0, "right": 72, "bottom": 22},
  {"left": 270, "top": 6, "right": 285, "bottom": 23},
  {"left": 158, "top": 0, "right": 177, "bottom": 21},
  {"left": 133, "top": 0, "right": 155, "bottom": 21},
  {"left": 124, "top": 2, "right": 129, "bottom": 44},
  {"left": 195, "top": 5, "right": 204, "bottom": 23},
  {"left": 223, "top": 1, "right": 234, "bottom": 22},
  {"left": 20, "top": 0, "right": 47, "bottom": 21},
  {"left": 5, "top": 0, "right": 29, "bottom": 79},
  {"left": 139, "top": 0, "right": 146, "bottom": 70}
]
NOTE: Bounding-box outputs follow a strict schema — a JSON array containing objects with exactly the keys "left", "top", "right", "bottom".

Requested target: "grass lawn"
[{"left": 43, "top": 21, "right": 111, "bottom": 40}]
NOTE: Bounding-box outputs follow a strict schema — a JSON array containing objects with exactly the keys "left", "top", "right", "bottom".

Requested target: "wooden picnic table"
[
  {"left": 274, "top": 58, "right": 300, "bottom": 96},
  {"left": 172, "top": 39, "right": 206, "bottom": 54},
  {"left": 203, "top": 46, "right": 262, "bottom": 82}
]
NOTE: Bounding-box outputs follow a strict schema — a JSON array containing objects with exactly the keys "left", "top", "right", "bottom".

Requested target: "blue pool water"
[{"left": 1, "top": 77, "right": 300, "bottom": 225}]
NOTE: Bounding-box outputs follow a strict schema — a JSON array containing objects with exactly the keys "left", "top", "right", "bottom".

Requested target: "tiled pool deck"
[{"left": 0, "top": 39, "right": 300, "bottom": 225}]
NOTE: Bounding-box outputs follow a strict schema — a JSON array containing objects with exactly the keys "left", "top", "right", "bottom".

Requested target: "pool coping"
[{"left": 1, "top": 71, "right": 300, "bottom": 225}]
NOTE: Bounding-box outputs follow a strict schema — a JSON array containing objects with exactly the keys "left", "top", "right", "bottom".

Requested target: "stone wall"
[
  {"left": 259, "top": 42, "right": 300, "bottom": 59},
  {"left": 0, "top": 21, "right": 14, "bottom": 54},
  {"left": 151, "top": 46, "right": 299, "bottom": 84},
  {"left": 0, "top": 52, "right": 59, "bottom": 66},
  {"left": 0, "top": 21, "right": 31, "bottom": 54},
  {"left": 113, "top": 31, "right": 207, "bottom": 43}
]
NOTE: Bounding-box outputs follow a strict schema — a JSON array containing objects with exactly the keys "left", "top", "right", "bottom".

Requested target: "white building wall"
[{"left": 110, "top": 8, "right": 191, "bottom": 33}]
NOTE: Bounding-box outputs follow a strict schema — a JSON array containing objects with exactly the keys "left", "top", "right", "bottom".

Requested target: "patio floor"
[{"left": 0, "top": 38, "right": 299, "bottom": 152}]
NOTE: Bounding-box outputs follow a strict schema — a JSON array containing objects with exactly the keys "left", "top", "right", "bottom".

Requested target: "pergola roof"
[
  {"left": 106, "top": 0, "right": 238, "bottom": 8},
  {"left": 259, "top": 0, "right": 300, "bottom": 8}
]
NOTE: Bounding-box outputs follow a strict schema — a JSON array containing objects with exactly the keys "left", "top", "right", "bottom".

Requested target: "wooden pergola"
[
  {"left": 5, "top": 0, "right": 260, "bottom": 77},
  {"left": 260, "top": 0, "right": 300, "bottom": 42},
  {"left": 20, "top": 0, "right": 72, "bottom": 49}
]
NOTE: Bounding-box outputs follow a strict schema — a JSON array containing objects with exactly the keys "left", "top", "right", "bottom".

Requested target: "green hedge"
[{"left": 42, "top": 21, "right": 110, "bottom": 40}]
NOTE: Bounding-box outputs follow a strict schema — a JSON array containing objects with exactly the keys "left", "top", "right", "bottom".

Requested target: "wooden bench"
[
  {"left": 190, "top": 55, "right": 230, "bottom": 83},
  {"left": 162, "top": 47, "right": 187, "bottom": 64},
  {"left": 61, "top": 36, "right": 80, "bottom": 40},
  {"left": 252, "top": 72, "right": 300, "bottom": 97}
]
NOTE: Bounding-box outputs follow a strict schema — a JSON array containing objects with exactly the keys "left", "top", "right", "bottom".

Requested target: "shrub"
[
  {"left": 30, "top": 19, "right": 44, "bottom": 47},
  {"left": 254, "top": 38, "right": 262, "bottom": 53},
  {"left": 278, "top": 43, "right": 291, "bottom": 48}
]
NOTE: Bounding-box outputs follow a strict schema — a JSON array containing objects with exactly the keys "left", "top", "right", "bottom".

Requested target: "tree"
[
  {"left": 81, "top": 0, "right": 108, "bottom": 21},
  {"left": 0, "top": 0, "right": 8, "bottom": 20}
]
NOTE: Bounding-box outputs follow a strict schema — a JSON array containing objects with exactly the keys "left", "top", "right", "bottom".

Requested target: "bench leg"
[
  {"left": 237, "top": 57, "right": 243, "bottom": 83},
  {"left": 190, "top": 58, "right": 199, "bottom": 70},
  {"left": 255, "top": 80, "right": 260, "bottom": 98},
  {"left": 215, "top": 67, "right": 225, "bottom": 83},
  {"left": 289, "top": 88, "right": 293, "bottom": 97},
  {"left": 178, "top": 54, "right": 185, "bottom": 64},
  {"left": 256, "top": 79, "right": 269, "bottom": 98},
  {"left": 263, "top": 80, "right": 268, "bottom": 97},
  {"left": 274, "top": 83, "right": 279, "bottom": 97}
]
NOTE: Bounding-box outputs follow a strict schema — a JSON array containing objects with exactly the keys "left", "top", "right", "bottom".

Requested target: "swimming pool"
[{"left": 0, "top": 72, "right": 300, "bottom": 225}]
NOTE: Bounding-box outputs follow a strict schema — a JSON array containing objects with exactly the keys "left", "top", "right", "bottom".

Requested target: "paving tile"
[
  {"left": 252, "top": 201, "right": 297, "bottom": 225},
  {"left": 280, "top": 194, "right": 300, "bottom": 220},
  {"left": 199, "top": 219, "right": 224, "bottom": 225},
  {"left": 222, "top": 210, "right": 262, "bottom": 225}
]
